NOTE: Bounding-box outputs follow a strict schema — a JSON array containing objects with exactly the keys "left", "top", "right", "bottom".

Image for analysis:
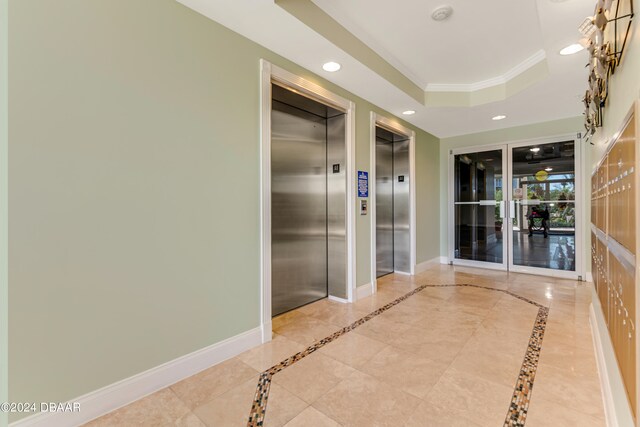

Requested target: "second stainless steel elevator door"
[
  {"left": 376, "top": 137, "right": 394, "bottom": 277},
  {"left": 375, "top": 127, "right": 410, "bottom": 278},
  {"left": 393, "top": 139, "right": 410, "bottom": 273},
  {"left": 271, "top": 84, "right": 346, "bottom": 316},
  {"left": 327, "top": 115, "right": 347, "bottom": 299}
]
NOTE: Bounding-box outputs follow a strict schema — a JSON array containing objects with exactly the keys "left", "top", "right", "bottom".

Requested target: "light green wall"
[
  {"left": 415, "top": 130, "right": 441, "bottom": 265},
  {"left": 439, "top": 117, "right": 584, "bottom": 258},
  {"left": 8, "top": 0, "right": 439, "bottom": 417},
  {"left": 1, "top": 0, "right": 8, "bottom": 426}
]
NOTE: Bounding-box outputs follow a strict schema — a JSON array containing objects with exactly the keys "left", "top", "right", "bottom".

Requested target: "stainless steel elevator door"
[
  {"left": 327, "top": 115, "right": 347, "bottom": 299},
  {"left": 376, "top": 127, "right": 410, "bottom": 278},
  {"left": 271, "top": 102, "right": 328, "bottom": 316},
  {"left": 376, "top": 137, "right": 394, "bottom": 277},
  {"left": 393, "top": 139, "right": 410, "bottom": 273}
]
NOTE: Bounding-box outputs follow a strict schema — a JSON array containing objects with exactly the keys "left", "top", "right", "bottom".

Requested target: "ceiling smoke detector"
[{"left": 431, "top": 5, "right": 453, "bottom": 21}]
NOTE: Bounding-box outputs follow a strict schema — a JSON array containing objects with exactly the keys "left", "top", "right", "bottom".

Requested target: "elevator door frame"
[
  {"left": 448, "top": 134, "right": 584, "bottom": 280},
  {"left": 259, "top": 60, "right": 357, "bottom": 343},
  {"left": 369, "top": 113, "right": 417, "bottom": 294}
]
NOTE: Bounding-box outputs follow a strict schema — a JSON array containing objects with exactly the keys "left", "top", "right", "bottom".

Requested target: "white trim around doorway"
[
  {"left": 259, "top": 59, "right": 357, "bottom": 343},
  {"left": 369, "top": 112, "right": 417, "bottom": 294},
  {"left": 447, "top": 133, "right": 584, "bottom": 281}
]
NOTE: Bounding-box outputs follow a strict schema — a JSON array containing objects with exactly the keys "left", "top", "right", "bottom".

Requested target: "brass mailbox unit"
[{"left": 591, "top": 101, "right": 638, "bottom": 417}]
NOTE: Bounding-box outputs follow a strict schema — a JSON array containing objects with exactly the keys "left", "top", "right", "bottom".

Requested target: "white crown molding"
[
  {"left": 503, "top": 50, "right": 547, "bottom": 82},
  {"left": 306, "top": 0, "right": 547, "bottom": 98},
  {"left": 425, "top": 50, "right": 547, "bottom": 93}
]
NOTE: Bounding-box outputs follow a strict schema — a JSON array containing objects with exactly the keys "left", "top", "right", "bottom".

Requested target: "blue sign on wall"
[{"left": 358, "top": 171, "right": 368, "bottom": 198}]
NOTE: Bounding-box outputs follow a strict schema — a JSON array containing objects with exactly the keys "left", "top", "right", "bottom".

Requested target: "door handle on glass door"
[
  {"left": 509, "top": 200, "right": 515, "bottom": 219},
  {"left": 499, "top": 201, "right": 505, "bottom": 218}
]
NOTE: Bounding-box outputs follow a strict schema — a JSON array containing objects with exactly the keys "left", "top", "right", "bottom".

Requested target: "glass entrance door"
[
  {"left": 451, "top": 147, "right": 507, "bottom": 269},
  {"left": 508, "top": 140, "right": 578, "bottom": 276},
  {"left": 450, "top": 137, "right": 582, "bottom": 279}
]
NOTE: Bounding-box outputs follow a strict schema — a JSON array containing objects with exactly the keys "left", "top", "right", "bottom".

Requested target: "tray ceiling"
[{"left": 177, "top": 0, "right": 594, "bottom": 137}]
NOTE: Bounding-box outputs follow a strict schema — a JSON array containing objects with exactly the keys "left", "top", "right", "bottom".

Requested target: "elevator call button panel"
[{"left": 360, "top": 199, "right": 368, "bottom": 215}]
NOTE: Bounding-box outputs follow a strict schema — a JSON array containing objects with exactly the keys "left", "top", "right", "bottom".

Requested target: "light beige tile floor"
[{"left": 84, "top": 265, "right": 606, "bottom": 426}]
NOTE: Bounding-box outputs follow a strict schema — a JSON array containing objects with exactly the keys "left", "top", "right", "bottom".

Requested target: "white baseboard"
[
  {"left": 393, "top": 270, "right": 411, "bottom": 276},
  {"left": 356, "top": 282, "right": 373, "bottom": 300},
  {"left": 590, "top": 304, "right": 618, "bottom": 427},
  {"left": 10, "top": 326, "right": 263, "bottom": 427},
  {"left": 414, "top": 256, "right": 447, "bottom": 274},
  {"left": 261, "top": 321, "right": 273, "bottom": 343},
  {"left": 589, "top": 302, "right": 635, "bottom": 427},
  {"left": 328, "top": 295, "right": 349, "bottom": 304}
]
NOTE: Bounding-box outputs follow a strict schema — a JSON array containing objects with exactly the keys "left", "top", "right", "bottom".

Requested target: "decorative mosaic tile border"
[
  {"left": 247, "top": 284, "right": 549, "bottom": 427},
  {"left": 504, "top": 305, "right": 549, "bottom": 426}
]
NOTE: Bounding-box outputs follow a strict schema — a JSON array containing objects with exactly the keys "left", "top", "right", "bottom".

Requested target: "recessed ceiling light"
[
  {"left": 322, "top": 61, "right": 341, "bottom": 72},
  {"left": 559, "top": 43, "right": 585, "bottom": 55},
  {"left": 492, "top": 115, "right": 507, "bottom": 121},
  {"left": 431, "top": 5, "right": 453, "bottom": 21},
  {"left": 402, "top": 110, "right": 416, "bottom": 115},
  {"left": 545, "top": 167, "right": 553, "bottom": 172},
  {"left": 530, "top": 147, "right": 541, "bottom": 153}
]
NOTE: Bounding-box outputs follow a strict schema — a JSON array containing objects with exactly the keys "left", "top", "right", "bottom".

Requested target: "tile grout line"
[{"left": 247, "top": 283, "right": 549, "bottom": 427}]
